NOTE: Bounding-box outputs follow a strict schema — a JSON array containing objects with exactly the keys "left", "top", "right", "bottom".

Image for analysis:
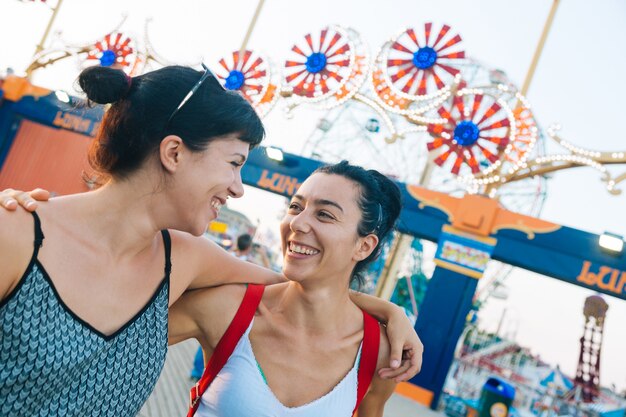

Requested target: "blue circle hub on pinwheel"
[
  {"left": 100, "top": 50, "right": 116, "bottom": 67},
  {"left": 454, "top": 121, "right": 481, "bottom": 146},
  {"left": 305, "top": 52, "right": 328, "bottom": 73},
  {"left": 412, "top": 47, "right": 437, "bottom": 70},
  {"left": 225, "top": 70, "right": 245, "bottom": 90}
]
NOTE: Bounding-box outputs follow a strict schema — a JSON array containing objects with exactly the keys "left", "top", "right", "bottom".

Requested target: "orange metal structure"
[{"left": 0, "top": 120, "right": 92, "bottom": 195}]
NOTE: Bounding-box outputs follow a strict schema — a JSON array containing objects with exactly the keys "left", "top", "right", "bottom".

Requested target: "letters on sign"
[
  {"left": 440, "top": 240, "right": 491, "bottom": 272},
  {"left": 576, "top": 261, "right": 626, "bottom": 296},
  {"left": 256, "top": 170, "right": 302, "bottom": 196},
  {"left": 52, "top": 111, "right": 100, "bottom": 136}
]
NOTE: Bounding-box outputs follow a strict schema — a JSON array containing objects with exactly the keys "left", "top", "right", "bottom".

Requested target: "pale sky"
[{"left": 2, "top": 0, "right": 625, "bottom": 391}]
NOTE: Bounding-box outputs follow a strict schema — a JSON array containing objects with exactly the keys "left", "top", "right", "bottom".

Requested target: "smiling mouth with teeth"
[
  {"left": 289, "top": 242, "right": 320, "bottom": 256},
  {"left": 211, "top": 199, "right": 222, "bottom": 212}
]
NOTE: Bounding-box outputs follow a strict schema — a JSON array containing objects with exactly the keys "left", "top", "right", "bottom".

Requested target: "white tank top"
[{"left": 196, "top": 319, "right": 362, "bottom": 417}]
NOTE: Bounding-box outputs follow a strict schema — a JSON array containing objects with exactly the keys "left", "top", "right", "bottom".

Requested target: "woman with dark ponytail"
[
  {"left": 169, "top": 161, "right": 406, "bottom": 417},
  {"left": 0, "top": 65, "right": 277, "bottom": 416},
  {"left": 0, "top": 65, "right": 422, "bottom": 416},
  {"left": 314, "top": 161, "right": 402, "bottom": 287}
]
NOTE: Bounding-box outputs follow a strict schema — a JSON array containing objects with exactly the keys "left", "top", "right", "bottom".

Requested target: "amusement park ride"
[
  {"left": 2, "top": 0, "right": 626, "bottom": 412},
  {"left": 575, "top": 295, "right": 609, "bottom": 403}
]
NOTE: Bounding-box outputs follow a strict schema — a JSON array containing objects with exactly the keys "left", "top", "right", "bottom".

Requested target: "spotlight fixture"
[{"left": 598, "top": 232, "right": 624, "bottom": 254}]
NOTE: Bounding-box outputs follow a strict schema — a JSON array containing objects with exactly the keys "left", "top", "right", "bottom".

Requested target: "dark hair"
[
  {"left": 78, "top": 65, "right": 264, "bottom": 180},
  {"left": 314, "top": 160, "right": 402, "bottom": 285},
  {"left": 237, "top": 233, "right": 253, "bottom": 251}
]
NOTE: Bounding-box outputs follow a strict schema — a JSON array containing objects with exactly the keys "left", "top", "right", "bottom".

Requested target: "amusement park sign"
[
  {"left": 577, "top": 261, "right": 626, "bottom": 298},
  {"left": 52, "top": 111, "right": 100, "bottom": 136},
  {"left": 434, "top": 226, "right": 496, "bottom": 279},
  {"left": 240, "top": 148, "right": 626, "bottom": 302},
  {"left": 255, "top": 169, "right": 302, "bottom": 196}
]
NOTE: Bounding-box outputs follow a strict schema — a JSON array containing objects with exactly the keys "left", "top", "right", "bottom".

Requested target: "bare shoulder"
[
  {"left": 0, "top": 209, "right": 39, "bottom": 301},
  {"left": 0, "top": 205, "right": 36, "bottom": 237},
  {"left": 167, "top": 229, "right": 217, "bottom": 265},
  {"left": 166, "top": 230, "right": 225, "bottom": 298},
  {"left": 167, "top": 229, "right": 280, "bottom": 302},
  {"left": 168, "top": 229, "right": 218, "bottom": 259}
]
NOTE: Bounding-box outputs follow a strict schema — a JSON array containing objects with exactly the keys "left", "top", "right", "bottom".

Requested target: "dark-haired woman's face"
[
  {"left": 280, "top": 173, "right": 377, "bottom": 285},
  {"left": 172, "top": 134, "right": 248, "bottom": 236}
]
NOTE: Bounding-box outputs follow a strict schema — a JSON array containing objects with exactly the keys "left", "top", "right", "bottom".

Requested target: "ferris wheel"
[
  {"left": 300, "top": 56, "right": 548, "bottom": 304},
  {"left": 301, "top": 98, "right": 547, "bottom": 216}
]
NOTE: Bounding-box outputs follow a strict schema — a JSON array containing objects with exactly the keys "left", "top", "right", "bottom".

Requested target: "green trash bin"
[{"left": 478, "top": 377, "right": 515, "bottom": 417}]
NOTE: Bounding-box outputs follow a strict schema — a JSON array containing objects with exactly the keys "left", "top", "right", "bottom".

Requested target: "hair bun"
[
  {"left": 78, "top": 66, "right": 132, "bottom": 104},
  {"left": 369, "top": 169, "right": 402, "bottom": 230}
]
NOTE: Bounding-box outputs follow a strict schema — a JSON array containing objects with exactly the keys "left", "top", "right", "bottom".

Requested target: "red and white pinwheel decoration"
[
  {"left": 383, "top": 23, "right": 465, "bottom": 101},
  {"left": 214, "top": 50, "right": 279, "bottom": 118},
  {"left": 84, "top": 32, "right": 138, "bottom": 75},
  {"left": 426, "top": 91, "right": 515, "bottom": 177},
  {"left": 283, "top": 26, "right": 357, "bottom": 102}
]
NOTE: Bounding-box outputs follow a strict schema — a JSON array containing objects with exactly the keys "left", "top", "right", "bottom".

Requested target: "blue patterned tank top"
[{"left": 0, "top": 212, "right": 171, "bottom": 416}]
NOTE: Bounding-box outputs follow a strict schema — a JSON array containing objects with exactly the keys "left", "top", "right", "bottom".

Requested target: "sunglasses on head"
[{"left": 166, "top": 63, "right": 226, "bottom": 125}]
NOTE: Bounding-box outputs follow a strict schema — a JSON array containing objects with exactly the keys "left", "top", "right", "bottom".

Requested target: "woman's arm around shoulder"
[
  {"left": 356, "top": 326, "right": 398, "bottom": 417},
  {"left": 168, "top": 283, "right": 248, "bottom": 355},
  {"left": 0, "top": 209, "right": 39, "bottom": 303},
  {"left": 167, "top": 230, "right": 284, "bottom": 305}
]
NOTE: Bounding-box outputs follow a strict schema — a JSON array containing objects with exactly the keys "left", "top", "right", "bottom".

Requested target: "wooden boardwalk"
[{"left": 138, "top": 340, "right": 199, "bottom": 417}]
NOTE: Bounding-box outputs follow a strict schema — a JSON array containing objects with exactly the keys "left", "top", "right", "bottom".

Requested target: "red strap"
[
  {"left": 187, "top": 284, "right": 264, "bottom": 417},
  {"left": 352, "top": 310, "right": 380, "bottom": 416}
]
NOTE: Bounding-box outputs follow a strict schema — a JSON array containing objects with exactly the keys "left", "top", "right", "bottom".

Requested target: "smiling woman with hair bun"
[{"left": 0, "top": 63, "right": 278, "bottom": 416}]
